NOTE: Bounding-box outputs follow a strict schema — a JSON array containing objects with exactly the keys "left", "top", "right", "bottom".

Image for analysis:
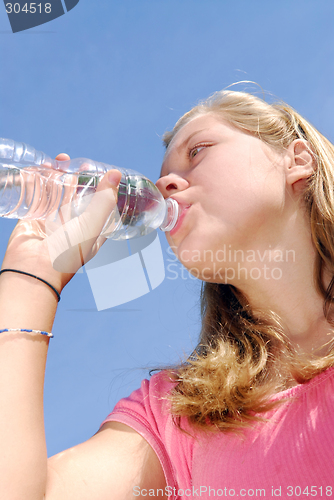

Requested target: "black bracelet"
[{"left": 0, "top": 269, "right": 61, "bottom": 302}]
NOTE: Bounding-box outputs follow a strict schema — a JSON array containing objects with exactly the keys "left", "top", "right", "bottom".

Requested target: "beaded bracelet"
[{"left": 0, "top": 328, "right": 53, "bottom": 338}]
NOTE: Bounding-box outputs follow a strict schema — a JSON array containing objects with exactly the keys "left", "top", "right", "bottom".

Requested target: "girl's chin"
[{"left": 185, "top": 267, "right": 225, "bottom": 283}]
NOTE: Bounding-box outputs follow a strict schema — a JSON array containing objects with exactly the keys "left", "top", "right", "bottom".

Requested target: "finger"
[{"left": 55, "top": 153, "right": 70, "bottom": 161}]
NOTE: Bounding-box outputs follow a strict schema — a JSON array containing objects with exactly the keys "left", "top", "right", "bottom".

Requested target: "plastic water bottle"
[{"left": 0, "top": 138, "right": 179, "bottom": 240}]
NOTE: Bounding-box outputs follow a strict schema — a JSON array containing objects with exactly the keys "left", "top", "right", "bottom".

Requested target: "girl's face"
[{"left": 156, "top": 113, "right": 293, "bottom": 282}]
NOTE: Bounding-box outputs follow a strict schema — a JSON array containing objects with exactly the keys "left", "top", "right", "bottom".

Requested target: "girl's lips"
[{"left": 169, "top": 202, "right": 191, "bottom": 236}]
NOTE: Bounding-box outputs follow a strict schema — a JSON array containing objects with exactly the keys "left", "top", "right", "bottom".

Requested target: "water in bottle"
[{"left": 0, "top": 138, "right": 179, "bottom": 240}]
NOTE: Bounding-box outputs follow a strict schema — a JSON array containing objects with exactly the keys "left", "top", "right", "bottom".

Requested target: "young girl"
[{"left": 0, "top": 89, "right": 333, "bottom": 499}]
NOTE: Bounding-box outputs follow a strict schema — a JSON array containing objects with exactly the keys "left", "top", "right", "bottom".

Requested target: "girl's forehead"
[
  {"left": 169, "top": 114, "right": 218, "bottom": 145},
  {"left": 160, "top": 114, "right": 228, "bottom": 176},
  {"left": 165, "top": 113, "right": 225, "bottom": 155},
  {"left": 165, "top": 112, "right": 242, "bottom": 158}
]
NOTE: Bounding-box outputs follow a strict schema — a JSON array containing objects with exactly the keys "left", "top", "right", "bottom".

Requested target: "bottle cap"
[{"left": 160, "top": 198, "right": 179, "bottom": 232}]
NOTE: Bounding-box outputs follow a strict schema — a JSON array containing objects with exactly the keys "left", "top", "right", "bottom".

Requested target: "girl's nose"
[{"left": 156, "top": 174, "right": 189, "bottom": 198}]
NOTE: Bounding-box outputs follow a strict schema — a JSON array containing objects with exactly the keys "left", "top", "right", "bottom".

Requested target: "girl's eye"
[{"left": 189, "top": 144, "right": 209, "bottom": 159}]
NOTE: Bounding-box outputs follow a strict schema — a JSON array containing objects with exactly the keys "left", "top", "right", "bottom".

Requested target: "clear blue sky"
[{"left": 0, "top": 0, "right": 333, "bottom": 456}]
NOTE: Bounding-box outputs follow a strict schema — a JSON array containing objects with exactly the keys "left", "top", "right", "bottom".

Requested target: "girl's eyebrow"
[
  {"left": 176, "top": 129, "right": 208, "bottom": 153},
  {"left": 160, "top": 128, "right": 209, "bottom": 177}
]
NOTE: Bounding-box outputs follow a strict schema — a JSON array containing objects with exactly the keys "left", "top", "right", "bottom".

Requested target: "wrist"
[
  {"left": 0, "top": 271, "right": 59, "bottom": 333},
  {"left": 0, "top": 269, "right": 61, "bottom": 302}
]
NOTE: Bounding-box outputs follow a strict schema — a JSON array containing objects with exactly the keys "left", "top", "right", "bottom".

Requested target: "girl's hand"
[{"left": 1, "top": 154, "right": 122, "bottom": 293}]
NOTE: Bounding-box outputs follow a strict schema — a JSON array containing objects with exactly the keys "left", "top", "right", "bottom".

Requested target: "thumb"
[
  {"left": 103, "top": 169, "right": 123, "bottom": 189},
  {"left": 75, "top": 169, "right": 123, "bottom": 241},
  {"left": 93, "top": 169, "right": 123, "bottom": 238},
  {"left": 44, "top": 169, "right": 123, "bottom": 273},
  {"left": 96, "top": 169, "right": 123, "bottom": 192}
]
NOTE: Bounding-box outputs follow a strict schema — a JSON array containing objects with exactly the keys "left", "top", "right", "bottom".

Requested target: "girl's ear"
[{"left": 286, "top": 139, "right": 315, "bottom": 187}]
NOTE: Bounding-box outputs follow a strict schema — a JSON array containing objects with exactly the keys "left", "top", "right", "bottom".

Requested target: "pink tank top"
[{"left": 100, "top": 367, "right": 334, "bottom": 499}]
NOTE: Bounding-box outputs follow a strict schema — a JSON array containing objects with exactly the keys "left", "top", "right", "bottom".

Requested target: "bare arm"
[
  {"left": 0, "top": 160, "right": 166, "bottom": 500},
  {"left": 0, "top": 272, "right": 54, "bottom": 500},
  {"left": 46, "top": 422, "right": 167, "bottom": 500}
]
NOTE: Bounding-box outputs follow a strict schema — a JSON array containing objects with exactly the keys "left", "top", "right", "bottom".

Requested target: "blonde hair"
[{"left": 162, "top": 88, "right": 334, "bottom": 432}]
